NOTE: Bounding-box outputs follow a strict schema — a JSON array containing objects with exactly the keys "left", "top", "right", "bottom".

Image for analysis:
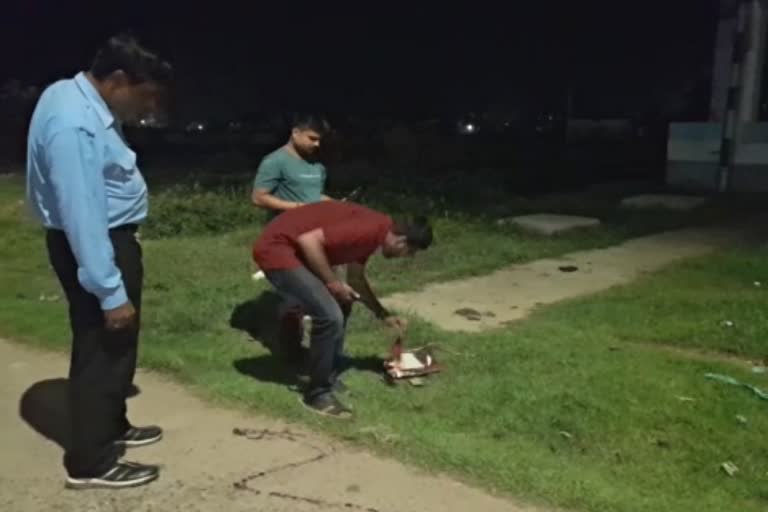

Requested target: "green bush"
[
  {"left": 142, "top": 180, "right": 461, "bottom": 240},
  {"left": 143, "top": 184, "right": 266, "bottom": 239}
]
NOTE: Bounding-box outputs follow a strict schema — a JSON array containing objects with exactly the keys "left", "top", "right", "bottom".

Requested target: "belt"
[
  {"left": 110, "top": 224, "right": 139, "bottom": 233},
  {"left": 47, "top": 223, "right": 139, "bottom": 234}
]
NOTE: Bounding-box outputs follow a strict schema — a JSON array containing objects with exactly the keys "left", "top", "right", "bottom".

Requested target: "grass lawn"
[{"left": 2, "top": 172, "right": 768, "bottom": 512}]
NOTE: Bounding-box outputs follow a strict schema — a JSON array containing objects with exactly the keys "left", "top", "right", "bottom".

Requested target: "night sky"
[{"left": 2, "top": 1, "right": 720, "bottom": 120}]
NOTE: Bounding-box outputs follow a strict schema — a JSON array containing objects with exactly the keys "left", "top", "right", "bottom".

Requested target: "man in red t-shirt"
[{"left": 253, "top": 201, "right": 433, "bottom": 418}]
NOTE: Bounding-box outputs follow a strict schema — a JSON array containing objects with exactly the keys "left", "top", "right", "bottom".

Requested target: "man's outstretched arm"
[
  {"left": 346, "top": 263, "right": 388, "bottom": 319},
  {"left": 347, "top": 263, "right": 407, "bottom": 333}
]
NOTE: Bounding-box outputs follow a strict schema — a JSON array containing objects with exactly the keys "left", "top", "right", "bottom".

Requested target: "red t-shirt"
[{"left": 253, "top": 201, "right": 393, "bottom": 271}]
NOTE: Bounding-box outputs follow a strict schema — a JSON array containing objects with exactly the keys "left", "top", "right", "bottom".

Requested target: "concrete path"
[
  {"left": 385, "top": 220, "right": 766, "bottom": 332},
  {"left": 0, "top": 339, "right": 538, "bottom": 512}
]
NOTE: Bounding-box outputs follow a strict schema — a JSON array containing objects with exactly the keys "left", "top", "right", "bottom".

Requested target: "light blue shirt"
[{"left": 26, "top": 72, "right": 148, "bottom": 310}]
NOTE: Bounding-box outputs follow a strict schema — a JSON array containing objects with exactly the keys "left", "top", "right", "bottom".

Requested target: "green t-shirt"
[{"left": 253, "top": 147, "right": 327, "bottom": 220}]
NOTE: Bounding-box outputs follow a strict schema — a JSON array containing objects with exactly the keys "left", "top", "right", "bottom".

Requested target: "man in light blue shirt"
[{"left": 27, "top": 33, "right": 172, "bottom": 490}]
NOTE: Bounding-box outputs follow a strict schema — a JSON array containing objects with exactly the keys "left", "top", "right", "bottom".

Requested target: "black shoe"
[
  {"left": 116, "top": 425, "right": 163, "bottom": 448},
  {"left": 300, "top": 393, "right": 352, "bottom": 419},
  {"left": 292, "top": 379, "right": 348, "bottom": 395},
  {"left": 65, "top": 461, "right": 159, "bottom": 490}
]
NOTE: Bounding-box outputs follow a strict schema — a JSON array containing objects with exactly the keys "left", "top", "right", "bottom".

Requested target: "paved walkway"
[
  {"left": 385, "top": 220, "right": 766, "bottom": 331},
  {"left": 0, "top": 339, "right": 537, "bottom": 512}
]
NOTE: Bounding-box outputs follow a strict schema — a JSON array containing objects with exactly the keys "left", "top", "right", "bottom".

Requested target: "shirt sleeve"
[
  {"left": 46, "top": 127, "right": 128, "bottom": 311},
  {"left": 253, "top": 157, "right": 282, "bottom": 192}
]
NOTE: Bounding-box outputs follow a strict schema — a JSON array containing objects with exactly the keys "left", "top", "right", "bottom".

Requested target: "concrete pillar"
[
  {"left": 738, "top": 0, "right": 768, "bottom": 122},
  {"left": 710, "top": 0, "right": 768, "bottom": 122},
  {"left": 711, "top": 0, "right": 741, "bottom": 121}
]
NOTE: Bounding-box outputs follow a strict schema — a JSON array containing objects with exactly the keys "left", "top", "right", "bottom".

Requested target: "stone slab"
[
  {"left": 505, "top": 213, "right": 601, "bottom": 236},
  {"left": 621, "top": 194, "right": 708, "bottom": 211}
]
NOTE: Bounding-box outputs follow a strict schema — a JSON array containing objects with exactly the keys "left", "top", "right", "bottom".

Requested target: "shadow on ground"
[
  {"left": 229, "top": 291, "right": 282, "bottom": 353},
  {"left": 19, "top": 379, "right": 142, "bottom": 452},
  {"left": 19, "top": 378, "right": 71, "bottom": 450},
  {"left": 233, "top": 354, "right": 385, "bottom": 388},
  {"left": 231, "top": 290, "right": 388, "bottom": 387}
]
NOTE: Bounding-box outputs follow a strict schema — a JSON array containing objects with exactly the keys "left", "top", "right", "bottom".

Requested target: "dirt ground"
[
  {"left": 385, "top": 222, "right": 765, "bottom": 332},
  {"left": 0, "top": 339, "right": 539, "bottom": 512}
]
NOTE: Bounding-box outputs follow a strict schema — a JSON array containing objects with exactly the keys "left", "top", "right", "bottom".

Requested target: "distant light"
[
  {"left": 457, "top": 120, "right": 479, "bottom": 135},
  {"left": 139, "top": 118, "right": 148, "bottom": 126},
  {"left": 185, "top": 121, "right": 206, "bottom": 133}
]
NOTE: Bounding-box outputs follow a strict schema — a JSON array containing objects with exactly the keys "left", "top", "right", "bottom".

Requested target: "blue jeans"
[{"left": 265, "top": 266, "right": 351, "bottom": 400}]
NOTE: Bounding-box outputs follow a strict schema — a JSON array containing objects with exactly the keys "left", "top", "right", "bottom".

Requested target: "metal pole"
[
  {"left": 564, "top": 85, "right": 572, "bottom": 147},
  {"left": 738, "top": 0, "right": 767, "bottom": 121},
  {"left": 717, "top": 0, "right": 749, "bottom": 192}
]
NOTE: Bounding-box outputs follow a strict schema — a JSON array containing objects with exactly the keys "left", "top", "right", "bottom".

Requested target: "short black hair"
[
  {"left": 394, "top": 216, "right": 433, "bottom": 250},
  {"left": 291, "top": 113, "right": 331, "bottom": 136},
  {"left": 90, "top": 33, "right": 173, "bottom": 85}
]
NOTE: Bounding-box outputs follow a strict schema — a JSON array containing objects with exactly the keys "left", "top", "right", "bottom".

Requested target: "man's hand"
[
  {"left": 104, "top": 301, "right": 137, "bottom": 331},
  {"left": 383, "top": 315, "right": 408, "bottom": 334},
  {"left": 327, "top": 281, "right": 360, "bottom": 304}
]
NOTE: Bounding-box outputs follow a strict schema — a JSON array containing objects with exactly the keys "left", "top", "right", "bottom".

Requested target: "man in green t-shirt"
[
  {"left": 252, "top": 114, "right": 333, "bottom": 220},
  {"left": 251, "top": 114, "right": 339, "bottom": 365}
]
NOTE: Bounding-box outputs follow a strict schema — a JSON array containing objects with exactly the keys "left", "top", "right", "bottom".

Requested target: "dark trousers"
[
  {"left": 46, "top": 226, "right": 143, "bottom": 478},
  {"left": 276, "top": 265, "right": 347, "bottom": 362},
  {"left": 265, "top": 267, "right": 351, "bottom": 400}
]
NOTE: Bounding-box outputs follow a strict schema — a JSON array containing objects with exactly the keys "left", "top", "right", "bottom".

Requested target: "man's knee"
[{"left": 314, "top": 306, "right": 345, "bottom": 336}]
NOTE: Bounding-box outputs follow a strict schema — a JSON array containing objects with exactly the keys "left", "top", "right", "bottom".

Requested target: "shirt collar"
[{"left": 74, "top": 72, "right": 115, "bottom": 128}]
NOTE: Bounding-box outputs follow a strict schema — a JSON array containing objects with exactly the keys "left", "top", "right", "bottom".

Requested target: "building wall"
[
  {"left": 666, "top": 123, "right": 721, "bottom": 190},
  {"left": 667, "top": 0, "right": 768, "bottom": 192},
  {"left": 667, "top": 121, "right": 768, "bottom": 191}
]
